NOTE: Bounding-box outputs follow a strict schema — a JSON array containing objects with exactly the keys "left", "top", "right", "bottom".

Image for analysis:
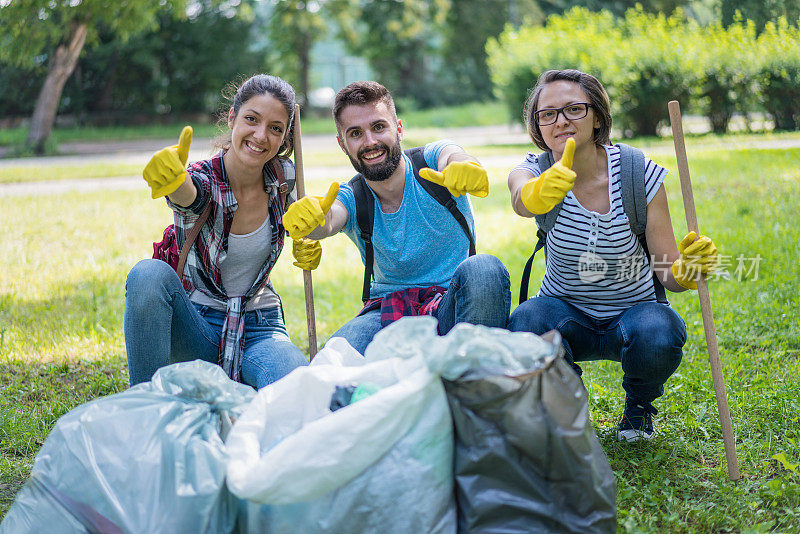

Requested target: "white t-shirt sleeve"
[
  {"left": 643, "top": 157, "right": 668, "bottom": 205},
  {"left": 513, "top": 152, "right": 542, "bottom": 177}
]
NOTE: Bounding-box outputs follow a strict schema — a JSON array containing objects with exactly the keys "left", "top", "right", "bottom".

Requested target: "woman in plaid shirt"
[{"left": 124, "top": 74, "right": 315, "bottom": 389}]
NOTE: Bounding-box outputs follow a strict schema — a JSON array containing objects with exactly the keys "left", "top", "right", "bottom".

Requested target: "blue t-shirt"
[{"left": 337, "top": 140, "right": 475, "bottom": 299}]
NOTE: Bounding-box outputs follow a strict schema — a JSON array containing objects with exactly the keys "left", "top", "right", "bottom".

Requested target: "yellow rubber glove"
[
  {"left": 292, "top": 238, "right": 322, "bottom": 270},
  {"left": 283, "top": 182, "right": 339, "bottom": 239},
  {"left": 143, "top": 126, "right": 193, "bottom": 199},
  {"left": 520, "top": 137, "right": 577, "bottom": 214},
  {"left": 671, "top": 231, "right": 719, "bottom": 290},
  {"left": 419, "top": 160, "right": 489, "bottom": 197}
]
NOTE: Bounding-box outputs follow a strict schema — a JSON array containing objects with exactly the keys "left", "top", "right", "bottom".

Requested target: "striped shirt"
[{"left": 515, "top": 144, "right": 667, "bottom": 319}]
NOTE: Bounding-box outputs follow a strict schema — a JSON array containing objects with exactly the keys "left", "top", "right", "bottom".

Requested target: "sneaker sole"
[{"left": 617, "top": 428, "right": 655, "bottom": 442}]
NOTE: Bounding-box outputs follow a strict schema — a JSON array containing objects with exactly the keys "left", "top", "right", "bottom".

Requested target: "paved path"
[{"left": 2, "top": 125, "right": 799, "bottom": 197}]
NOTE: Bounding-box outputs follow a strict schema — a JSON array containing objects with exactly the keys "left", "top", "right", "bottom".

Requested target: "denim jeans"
[
  {"left": 331, "top": 254, "right": 511, "bottom": 355},
  {"left": 507, "top": 296, "right": 686, "bottom": 404},
  {"left": 124, "top": 259, "right": 307, "bottom": 389}
]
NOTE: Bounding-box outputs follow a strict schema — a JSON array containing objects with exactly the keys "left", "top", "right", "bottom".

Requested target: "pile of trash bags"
[{"left": 1, "top": 317, "right": 616, "bottom": 533}]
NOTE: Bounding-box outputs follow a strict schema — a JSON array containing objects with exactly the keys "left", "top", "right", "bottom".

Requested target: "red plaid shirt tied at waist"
[
  {"left": 359, "top": 286, "right": 448, "bottom": 327},
  {"left": 167, "top": 151, "right": 295, "bottom": 382}
]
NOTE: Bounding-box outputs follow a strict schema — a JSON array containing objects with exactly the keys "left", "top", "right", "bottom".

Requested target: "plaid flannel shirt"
[
  {"left": 359, "top": 286, "right": 447, "bottom": 327},
  {"left": 167, "top": 151, "right": 296, "bottom": 382}
]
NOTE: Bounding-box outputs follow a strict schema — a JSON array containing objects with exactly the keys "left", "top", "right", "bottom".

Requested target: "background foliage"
[
  {"left": 2, "top": 0, "right": 800, "bottom": 141},
  {"left": 487, "top": 7, "right": 800, "bottom": 136}
]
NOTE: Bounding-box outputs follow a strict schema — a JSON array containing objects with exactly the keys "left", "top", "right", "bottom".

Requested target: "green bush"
[
  {"left": 755, "top": 18, "right": 800, "bottom": 131},
  {"left": 693, "top": 19, "right": 759, "bottom": 133},
  {"left": 487, "top": 7, "right": 800, "bottom": 137}
]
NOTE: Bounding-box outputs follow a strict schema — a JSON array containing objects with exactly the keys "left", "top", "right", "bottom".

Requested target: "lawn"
[{"left": 1, "top": 133, "right": 799, "bottom": 531}]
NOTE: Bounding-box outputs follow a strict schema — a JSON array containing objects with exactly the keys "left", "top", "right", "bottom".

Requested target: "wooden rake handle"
[
  {"left": 293, "top": 103, "right": 318, "bottom": 359},
  {"left": 668, "top": 100, "right": 740, "bottom": 480}
]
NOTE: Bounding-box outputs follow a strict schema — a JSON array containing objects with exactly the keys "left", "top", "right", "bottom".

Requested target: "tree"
[
  {"left": 0, "top": 0, "right": 185, "bottom": 153},
  {"left": 441, "top": 0, "right": 543, "bottom": 104},
  {"left": 263, "top": 0, "right": 328, "bottom": 108},
  {"left": 332, "top": 0, "right": 450, "bottom": 107}
]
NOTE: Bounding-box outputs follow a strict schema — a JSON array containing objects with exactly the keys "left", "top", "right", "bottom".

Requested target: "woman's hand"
[
  {"left": 671, "top": 231, "right": 719, "bottom": 290},
  {"left": 520, "top": 137, "right": 576, "bottom": 214},
  {"left": 143, "top": 126, "right": 193, "bottom": 199},
  {"left": 292, "top": 238, "right": 322, "bottom": 270},
  {"left": 283, "top": 182, "right": 339, "bottom": 239}
]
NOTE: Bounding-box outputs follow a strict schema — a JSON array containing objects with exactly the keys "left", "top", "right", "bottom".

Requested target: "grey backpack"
[{"left": 519, "top": 143, "right": 668, "bottom": 305}]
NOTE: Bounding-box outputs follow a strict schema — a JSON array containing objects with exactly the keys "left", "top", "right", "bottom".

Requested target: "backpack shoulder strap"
[
  {"left": 349, "top": 173, "right": 375, "bottom": 302},
  {"left": 615, "top": 143, "right": 668, "bottom": 304},
  {"left": 617, "top": 143, "right": 647, "bottom": 236},
  {"left": 520, "top": 151, "right": 563, "bottom": 304},
  {"left": 408, "top": 146, "right": 476, "bottom": 256},
  {"left": 176, "top": 201, "right": 212, "bottom": 280},
  {"left": 267, "top": 157, "right": 290, "bottom": 208}
]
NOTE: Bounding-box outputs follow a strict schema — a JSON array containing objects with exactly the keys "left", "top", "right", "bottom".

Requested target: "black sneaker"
[{"left": 617, "top": 400, "right": 657, "bottom": 442}]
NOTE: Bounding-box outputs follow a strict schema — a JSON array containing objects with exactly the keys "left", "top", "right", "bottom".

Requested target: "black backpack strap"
[
  {"left": 617, "top": 143, "right": 668, "bottom": 304},
  {"left": 519, "top": 151, "right": 563, "bottom": 304},
  {"left": 349, "top": 173, "right": 375, "bottom": 302},
  {"left": 408, "top": 146, "right": 476, "bottom": 256}
]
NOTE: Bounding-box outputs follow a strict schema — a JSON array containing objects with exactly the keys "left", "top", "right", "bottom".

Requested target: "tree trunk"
[{"left": 26, "top": 22, "right": 88, "bottom": 154}]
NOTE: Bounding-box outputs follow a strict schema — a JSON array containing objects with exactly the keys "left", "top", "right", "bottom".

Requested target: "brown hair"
[
  {"left": 214, "top": 74, "right": 296, "bottom": 158},
  {"left": 523, "top": 69, "right": 612, "bottom": 152},
  {"left": 333, "top": 81, "right": 397, "bottom": 132}
]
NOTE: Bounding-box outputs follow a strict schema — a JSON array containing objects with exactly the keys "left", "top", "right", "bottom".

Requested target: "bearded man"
[{"left": 284, "top": 81, "right": 510, "bottom": 354}]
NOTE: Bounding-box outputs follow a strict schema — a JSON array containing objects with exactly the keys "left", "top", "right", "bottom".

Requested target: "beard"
[{"left": 347, "top": 135, "right": 403, "bottom": 182}]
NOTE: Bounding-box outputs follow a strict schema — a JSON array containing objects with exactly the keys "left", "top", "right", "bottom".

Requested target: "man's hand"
[
  {"left": 520, "top": 137, "right": 577, "bottom": 214},
  {"left": 283, "top": 182, "right": 339, "bottom": 239},
  {"left": 419, "top": 160, "right": 489, "bottom": 197},
  {"left": 671, "top": 231, "right": 719, "bottom": 290},
  {"left": 143, "top": 126, "right": 192, "bottom": 199},
  {"left": 292, "top": 238, "right": 322, "bottom": 271}
]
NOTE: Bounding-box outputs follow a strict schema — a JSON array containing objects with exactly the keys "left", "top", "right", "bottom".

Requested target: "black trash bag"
[{"left": 442, "top": 330, "right": 617, "bottom": 534}]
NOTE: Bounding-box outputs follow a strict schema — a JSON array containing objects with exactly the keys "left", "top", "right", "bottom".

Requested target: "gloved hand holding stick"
[
  {"left": 292, "top": 103, "right": 318, "bottom": 359},
  {"left": 668, "top": 100, "right": 740, "bottom": 481}
]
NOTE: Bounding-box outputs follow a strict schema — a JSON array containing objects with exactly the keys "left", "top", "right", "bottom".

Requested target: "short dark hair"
[
  {"left": 216, "top": 74, "right": 296, "bottom": 158},
  {"left": 333, "top": 81, "right": 397, "bottom": 132},
  {"left": 523, "top": 69, "right": 612, "bottom": 152}
]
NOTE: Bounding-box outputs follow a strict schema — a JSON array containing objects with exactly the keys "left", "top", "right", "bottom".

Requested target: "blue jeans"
[
  {"left": 508, "top": 296, "right": 686, "bottom": 404},
  {"left": 331, "top": 254, "right": 511, "bottom": 355},
  {"left": 124, "top": 259, "right": 307, "bottom": 389}
]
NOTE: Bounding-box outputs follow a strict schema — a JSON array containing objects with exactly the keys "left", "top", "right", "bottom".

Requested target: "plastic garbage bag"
[
  {"left": 0, "top": 360, "right": 255, "bottom": 534},
  {"left": 369, "top": 317, "right": 617, "bottom": 534},
  {"left": 226, "top": 335, "right": 456, "bottom": 533}
]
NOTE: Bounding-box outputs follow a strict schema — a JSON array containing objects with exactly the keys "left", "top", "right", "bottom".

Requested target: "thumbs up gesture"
[
  {"left": 520, "top": 137, "right": 577, "bottom": 215},
  {"left": 143, "top": 126, "right": 193, "bottom": 199},
  {"left": 419, "top": 160, "right": 489, "bottom": 198},
  {"left": 283, "top": 182, "right": 339, "bottom": 239}
]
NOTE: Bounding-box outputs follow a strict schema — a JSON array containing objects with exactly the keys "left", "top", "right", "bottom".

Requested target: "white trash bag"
[
  {"left": 226, "top": 334, "right": 456, "bottom": 533},
  {"left": 0, "top": 360, "right": 255, "bottom": 534}
]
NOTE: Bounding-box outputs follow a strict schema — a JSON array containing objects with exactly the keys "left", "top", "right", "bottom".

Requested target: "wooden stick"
[
  {"left": 668, "top": 100, "right": 740, "bottom": 480},
  {"left": 293, "top": 103, "right": 318, "bottom": 359}
]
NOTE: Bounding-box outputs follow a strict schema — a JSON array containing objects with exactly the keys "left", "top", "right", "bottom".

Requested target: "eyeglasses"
[{"left": 534, "top": 103, "right": 591, "bottom": 126}]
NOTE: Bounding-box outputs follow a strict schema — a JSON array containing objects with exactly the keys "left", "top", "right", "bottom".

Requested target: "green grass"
[{"left": 2, "top": 138, "right": 800, "bottom": 531}]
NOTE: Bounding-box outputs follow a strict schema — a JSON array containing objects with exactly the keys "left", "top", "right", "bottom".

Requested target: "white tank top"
[{"left": 190, "top": 213, "right": 280, "bottom": 311}]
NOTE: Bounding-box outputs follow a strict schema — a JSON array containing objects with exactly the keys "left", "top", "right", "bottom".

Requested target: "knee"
[
  {"left": 508, "top": 297, "right": 561, "bottom": 335},
  {"left": 455, "top": 254, "right": 510, "bottom": 296},
  {"left": 625, "top": 307, "right": 685, "bottom": 368},
  {"left": 126, "top": 259, "right": 177, "bottom": 308}
]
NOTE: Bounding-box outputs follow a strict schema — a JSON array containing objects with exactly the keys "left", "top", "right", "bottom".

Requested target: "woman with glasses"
[{"left": 507, "top": 69, "right": 719, "bottom": 442}]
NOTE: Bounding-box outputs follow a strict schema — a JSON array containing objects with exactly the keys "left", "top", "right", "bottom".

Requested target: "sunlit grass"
[{"left": 1, "top": 143, "right": 800, "bottom": 530}]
